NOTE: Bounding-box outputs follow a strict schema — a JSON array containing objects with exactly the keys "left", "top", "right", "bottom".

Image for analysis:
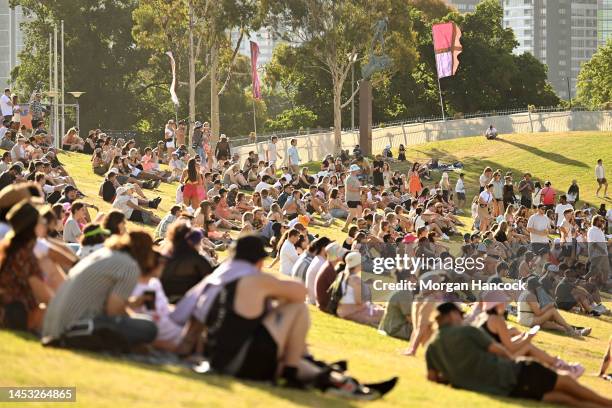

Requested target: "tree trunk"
[
  {"left": 333, "top": 81, "right": 342, "bottom": 152},
  {"left": 188, "top": 0, "right": 196, "bottom": 144},
  {"left": 210, "top": 42, "right": 220, "bottom": 142}
]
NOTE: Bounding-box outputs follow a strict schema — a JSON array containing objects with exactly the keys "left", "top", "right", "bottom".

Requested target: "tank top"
[
  {"left": 204, "top": 280, "right": 266, "bottom": 370},
  {"left": 517, "top": 291, "right": 534, "bottom": 317},
  {"left": 480, "top": 319, "right": 501, "bottom": 343}
]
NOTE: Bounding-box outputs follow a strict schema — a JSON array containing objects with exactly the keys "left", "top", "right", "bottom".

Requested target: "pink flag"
[
  {"left": 250, "top": 41, "right": 261, "bottom": 100},
  {"left": 432, "top": 22, "right": 462, "bottom": 79}
]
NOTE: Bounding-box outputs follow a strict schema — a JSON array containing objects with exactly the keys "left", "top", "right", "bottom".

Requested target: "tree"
[
  {"left": 265, "top": 106, "right": 317, "bottom": 131},
  {"left": 577, "top": 39, "right": 612, "bottom": 110},
  {"left": 11, "top": 0, "right": 152, "bottom": 134},
  {"left": 265, "top": 0, "right": 416, "bottom": 151},
  {"left": 133, "top": 0, "right": 261, "bottom": 140}
]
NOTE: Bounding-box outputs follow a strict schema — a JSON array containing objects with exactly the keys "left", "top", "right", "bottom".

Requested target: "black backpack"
[{"left": 325, "top": 272, "right": 347, "bottom": 315}]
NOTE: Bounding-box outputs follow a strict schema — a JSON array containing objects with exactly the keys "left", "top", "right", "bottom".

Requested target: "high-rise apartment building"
[
  {"left": 0, "top": 1, "right": 26, "bottom": 89},
  {"left": 503, "top": 0, "right": 598, "bottom": 99},
  {"left": 599, "top": 0, "right": 612, "bottom": 45},
  {"left": 230, "top": 27, "right": 289, "bottom": 67},
  {"left": 445, "top": 0, "right": 484, "bottom": 13}
]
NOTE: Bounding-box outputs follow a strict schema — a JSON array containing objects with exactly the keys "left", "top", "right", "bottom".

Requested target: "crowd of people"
[{"left": 0, "top": 107, "right": 611, "bottom": 404}]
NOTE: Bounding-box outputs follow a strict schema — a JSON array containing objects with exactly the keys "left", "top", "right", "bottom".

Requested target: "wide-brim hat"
[{"left": 6, "top": 199, "right": 49, "bottom": 238}]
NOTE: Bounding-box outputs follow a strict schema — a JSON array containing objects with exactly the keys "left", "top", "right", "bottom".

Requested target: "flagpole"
[{"left": 437, "top": 76, "right": 445, "bottom": 121}]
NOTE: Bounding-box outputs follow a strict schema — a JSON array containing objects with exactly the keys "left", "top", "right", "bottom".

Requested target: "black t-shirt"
[
  {"left": 554, "top": 278, "right": 576, "bottom": 303},
  {"left": 102, "top": 180, "right": 116, "bottom": 203}
]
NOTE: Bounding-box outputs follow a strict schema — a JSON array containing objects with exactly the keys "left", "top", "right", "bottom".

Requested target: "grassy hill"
[{"left": 1, "top": 131, "right": 611, "bottom": 407}]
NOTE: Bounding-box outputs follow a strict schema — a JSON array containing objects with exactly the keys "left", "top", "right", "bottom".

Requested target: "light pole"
[
  {"left": 68, "top": 92, "right": 85, "bottom": 130},
  {"left": 348, "top": 53, "right": 358, "bottom": 131}
]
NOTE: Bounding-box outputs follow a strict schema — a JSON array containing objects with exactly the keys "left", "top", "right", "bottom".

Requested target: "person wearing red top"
[{"left": 540, "top": 181, "right": 556, "bottom": 211}]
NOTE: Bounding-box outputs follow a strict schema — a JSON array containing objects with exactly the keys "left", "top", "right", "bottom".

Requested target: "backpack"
[{"left": 325, "top": 272, "right": 347, "bottom": 316}]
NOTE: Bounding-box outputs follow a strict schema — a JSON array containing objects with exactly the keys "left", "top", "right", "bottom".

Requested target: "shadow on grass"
[
  {"left": 495, "top": 138, "right": 588, "bottom": 169},
  {"left": 5, "top": 331, "right": 357, "bottom": 408}
]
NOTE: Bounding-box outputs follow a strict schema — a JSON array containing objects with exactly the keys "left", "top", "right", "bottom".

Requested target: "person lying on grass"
[{"left": 426, "top": 302, "right": 612, "bottom": 408}]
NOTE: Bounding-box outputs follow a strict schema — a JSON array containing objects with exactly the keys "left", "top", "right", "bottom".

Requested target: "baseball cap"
[
  {"left": 344, "top": 252, "right": 361, "bottom": 269},
  {"left": 349, "top": 164, "right": 360, "bottom": 172},
  {"left": 325, "top": 242, "right": 348, "bottom": 263},
  {"left": 402, "top": 234, "right": 418, "bottom": 244}
]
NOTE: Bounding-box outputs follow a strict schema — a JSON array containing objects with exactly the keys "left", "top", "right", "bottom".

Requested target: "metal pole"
[
  {"left": 76, "top": 99, "right": 80, "bottom": 130},
  {"left": 252, "top": 98, "right": 257, "bottom": 137},
  {"left": 61, "top": 20, "right": 65, "bottom": 137},
  {"left": 437, "top": 76, "right": 446, "bottom": 121},
  {"left": 54, "top": 25, "right": 59, "bottom": 148},
  {"left": 48, "top": 34, "right": 52, "bottom": 94},
  {"left": 351, "top": 63, "right": 355, "bottom": 130}
]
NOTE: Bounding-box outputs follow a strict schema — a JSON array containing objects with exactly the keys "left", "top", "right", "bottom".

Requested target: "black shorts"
[
  {"left": 597, "top": 177, "right": 607, "bottom": 186},
  {"left": 510, "top": 360, "right": 557, "bottom": 400},
  {"left": 235, "top": 325, "right": 278, "bottom": 381},
  {"left": 130, "top": 209, "right": 145, "bottom": 223},
  {"left": 556, "top": 300, "right": 577, "bottom": 311},
  {"left": 286, "top": 212, "right": 298, "bottom": 220},
  {"left": 347, "top": 200, "right": 361, "bottom": 209},
  {"left": 456, "top": 192, "right": 466, "bottom": 200}
]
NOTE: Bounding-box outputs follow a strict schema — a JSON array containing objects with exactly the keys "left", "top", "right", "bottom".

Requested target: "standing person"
[
  {"left": 266, "top": 136, "right": 283, "bottom": 166},
  {"left": 554, "top": 195, "right": 573, "bottom": 228},
  {"left": 540, "top": 181, "right": 556, "bottom": 211},
  {"left": 214, "top": 134, "right": 231, "bottom": 166},
  {"left": 287, "top": 138, "right": 300, "bottom": 175},
  {"left": 518, "top": 173, "right": 535, "bottom": 208},
  {"left": 372, "top": 154, "right": 384, "bottom": 187},
  {"left": 527, "top": 204, "right": 551, "bottom": 254},
  {"left": 11, "top": 95, "right": 21, "bottom": 124},
  {"left": 502, "top": 175, "right": 515, "bottom": 211},
  {"left": 175, "top": 120, "right": 186, "bottom": 147},
  {"left": 477, "top": 183, "right": 494, "bottom": 232},
  {"left": 595, "top": 159, "right": 608, "bottom": 198},
  {"left": 585, "top": 215, "right": 610, "bottom": 287},
  {"left": 455, "top": 172, "right": 466, "bottom": 209},
  {"left": 1, "top": 88, "right": 13, "bottom": 121},
  {"left": 181, "top": 158, "right": 204, "bottom": 210},
  {"left": 30, "top": 92, "right": 47, "bottom": 128},
  {"left": 479, "top": 167, "right": 493, "bottom": 193},
  {"left": 41, "top": 230, "right": 159, "bottom": 350},
  {"left": 440, "top": 172, "right": 451, "bottom": 202},
  {"left": 191, "top": 121, "right": 204, "bottom": 160},
  {"left": 491, "top": 171, "right": 504, "bottom": 217},
  {"left": 164, "top": 119, "right": 176, "bottom": 156},
  {"left": 342, "top": 164, "right": 362, "bottom": 232},
  {"left": 408, "top": 163, "right": 422, "bottom": 197}
]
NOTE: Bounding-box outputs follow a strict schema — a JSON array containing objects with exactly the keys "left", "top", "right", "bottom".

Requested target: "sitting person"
[
  {"left": 378, "top": 270, "right": 415, "bottom": 340},
  {"left": 61, "top": 127, "right": 84, "bottom": 152},
  {"left": 517, "top": 278, "right": 590, "bottom": 336},
  {"left": 478, "top": 295, "right": 584, "bottom": 378},
  {"left": 76, "top": 223, "right": 109, "bottom": 258},
  {"left": 426, "top": 302, "right": 612, "bottom": 407},
  {"left": 485, "top": 125, "right": 498, "bottom": 140},
  {"left": 160, "top": 222, "right": 214, "bottom": 303},
  {"left": 335, "top": 252, "right": 384, "bottom": 327},
  {"left": 112, "top": 184, "right": 161, "bottom": 226},
  {"left": 41, "top": 230, "right": 159, "bottom": 351},
  {"left": 173, "top": 235, "right": 396, "bottom": 398}
]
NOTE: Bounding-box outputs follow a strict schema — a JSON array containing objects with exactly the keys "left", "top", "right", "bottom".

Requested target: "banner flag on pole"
[
  {"left": 165, "top": 51, "right": 179, "bottom": 107},
  {"left": 250, "top": 41, "right": 261, "bottom": 100},
  {"left": 432, "top": 22, "right": 462, "bottom": 79}
]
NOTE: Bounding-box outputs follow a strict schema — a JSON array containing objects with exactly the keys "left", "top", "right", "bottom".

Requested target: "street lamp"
[
  {"left": 68, "top": 91, "right": 85, "bottom": 130},
  {"left": 348, "top": 53, "right": 359, "bottom": 131},
  {"left": 566, "top": 77, "right": 572, "bottom": 110}
]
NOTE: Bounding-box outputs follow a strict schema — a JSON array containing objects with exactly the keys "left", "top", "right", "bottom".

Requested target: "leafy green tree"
[
  {"left": 577, "top": 39, "right": 612, "bottom": 109},
  {"left": 11, "top": 0, "right": 152, "bottom": 134},
  {"left": 265, "top": 106, "right": 317, "bottom": 131}
]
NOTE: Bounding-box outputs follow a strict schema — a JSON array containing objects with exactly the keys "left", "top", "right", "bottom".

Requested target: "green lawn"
[{"left": 1, "top": 131, "right": 611, "bottom": 407}]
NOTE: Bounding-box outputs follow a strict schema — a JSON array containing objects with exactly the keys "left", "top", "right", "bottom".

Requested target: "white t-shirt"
[
  {"left": 255, "top": 181, "right": 274, "bottom": 193},
  {"left": 606, "top": 208, "right": 612, "bottom": 223},
  {"left": 267, "top": 142, "right": 278, "bottom": 162},
  {"left": 0, "top": 94, "right": 12, "bottom": 116},
  {"left": 112, "top": 194, "right": 136, "bottom": 219},
  {"left": 587, "top": 226, "right": 608, "bottom": 257},
  {"left": 479, "top": 174, "right": 490, "bottom": 188},
  {"left": 305, "top": 255, "right": 326, "bottom": 305},
  {"left": 527, "top": 213, "right": 550, "bottom": 243},
  {"left": 455, "top": 178, "right": 465, "bottom": 194},
  {"left": 595, "top": 164, "right": 605, "bottom": 179},
  {"left": 554, "top": 203, "right": 573, "bottom": 227},
  {"left": 287, "top": 146, "right": 300, "bottom": 165},
  {"left": 478, "top": 190, "right": 493, "bottom": 204},
  {"left": 63, "top": 217, "right": 82, "bottom": 244},
  {"left": 279, "top": 239, "right": 299, "bottom": 276},
  {"left": 33, "top": 238, "right": 51, "bottom": 259}
]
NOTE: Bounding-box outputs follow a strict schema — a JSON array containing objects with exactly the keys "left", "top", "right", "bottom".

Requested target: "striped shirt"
[{"left": 42, "top": 248, "right": 140, "bottom": 340}]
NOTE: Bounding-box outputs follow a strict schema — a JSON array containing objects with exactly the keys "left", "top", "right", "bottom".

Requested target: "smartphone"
[
  {"left": 143, "top": 290, "right": 156, "bottom": 311},
  {"left": 527, "top": 325, "right": 540, "bottom": 336}
]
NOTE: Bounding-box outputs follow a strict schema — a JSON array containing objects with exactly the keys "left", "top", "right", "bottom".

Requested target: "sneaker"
[
  {"left": 579, "top": 327, "right": 592, "bottom": 337},
  {"left": 441, "top": 233, "right": 450, "bottom": 241},
  {"left": 594, "top": 304, "right": 610, "bottom": 315},
  {"left": 566, "top": 363, "right": 585, "bottom": 379},
  {"left": 325, "top": 377, "right": 381, "bottom": 401},
  {"left": 589, "top": 309, "right": 602, "bottom": 317}
]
